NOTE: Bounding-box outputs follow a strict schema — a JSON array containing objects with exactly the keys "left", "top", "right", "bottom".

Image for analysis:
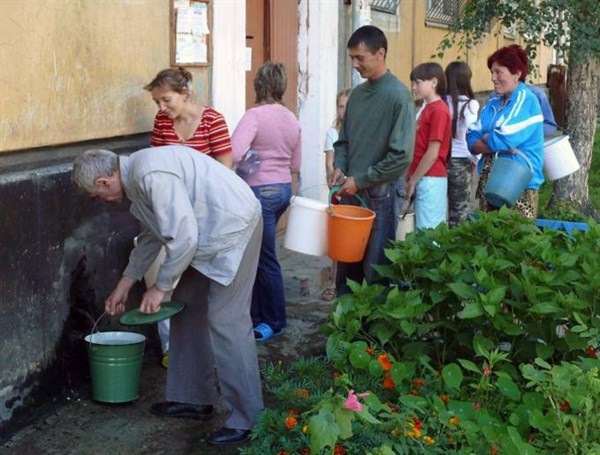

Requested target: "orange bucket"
[{"left": 327, "top": 187, "right": 376, "bottom": 262}]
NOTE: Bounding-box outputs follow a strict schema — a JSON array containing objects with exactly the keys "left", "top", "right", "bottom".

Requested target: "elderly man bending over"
[{"left": 71, "top": 145, "right": 263, "bottom": 445}]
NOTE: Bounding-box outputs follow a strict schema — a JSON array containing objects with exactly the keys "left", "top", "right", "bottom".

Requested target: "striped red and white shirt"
[{"left": 150, "top": 107, "right": 232, "bottom": 156}]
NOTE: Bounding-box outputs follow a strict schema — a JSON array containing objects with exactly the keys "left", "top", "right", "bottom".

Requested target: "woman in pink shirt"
[{"left": 231, "top": 62, "right": 302, "bottom": 342}]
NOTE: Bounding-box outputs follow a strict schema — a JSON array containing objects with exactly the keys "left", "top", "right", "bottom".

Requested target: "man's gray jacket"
[{"left": 120, "top": 145, "right": 261, "bottom": 288}]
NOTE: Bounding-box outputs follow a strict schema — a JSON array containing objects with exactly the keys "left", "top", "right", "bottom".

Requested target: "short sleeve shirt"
[
  {"left": 408, "top": 99, "right": 451, "bottom": 177},
  {"left": 150, "top": 107, "right": 232, "bottom": 156}
]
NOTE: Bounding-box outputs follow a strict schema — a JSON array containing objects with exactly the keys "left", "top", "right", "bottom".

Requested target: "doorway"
[{"left": 245, "top": 0, "right": 298, "bottom": 113}]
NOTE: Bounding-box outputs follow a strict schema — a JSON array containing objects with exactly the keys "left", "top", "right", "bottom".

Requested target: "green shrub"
[
  {"left": 326, "top": 209, "right": 599, "bottom": 369},
  {"left": 243, "top": 211, "right": 600, "bottom": 454}
]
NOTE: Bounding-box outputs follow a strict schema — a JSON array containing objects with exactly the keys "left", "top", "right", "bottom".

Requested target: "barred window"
[
  {"left": 370, "top": 0, "right": 401, "bottom": 15},
  {"left": 425, "top": 0, "right": 463, "bottom": 27},
  {"left": 503, "top": 23, "right": 516, "bottom": 39}
]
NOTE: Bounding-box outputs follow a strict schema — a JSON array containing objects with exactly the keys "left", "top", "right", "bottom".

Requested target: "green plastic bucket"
[{"left": 84, "top": 331, "right": 146, "bottom": 403}]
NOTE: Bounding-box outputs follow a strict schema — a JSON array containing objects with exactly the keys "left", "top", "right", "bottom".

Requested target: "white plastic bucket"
[
  {"left": 396, "top": 213, "right": 415, "bottom": 241},
  {"left": 284, "top": 196, "right": 328, "bottom": 256},
  {"left": 543, "top": 135, "right": 580, "bottom": 181}
]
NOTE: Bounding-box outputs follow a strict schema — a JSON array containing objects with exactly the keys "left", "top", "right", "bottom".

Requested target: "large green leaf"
[
  {"left": 309, "top": 406, "right": 340, "bottom": 454},
  {"left": 497, "top": 376, "right": 521, "bottom": 401},
  {"left": 529, "top": 302, "right": 563, "bottom": 315},
  {"left": 390, "top": 361, "right": 415, "bottom": 384},
  {"left": 457, "top": 358, "right": 482, "bottom": 374},
  {"left": 459, "top": 302, "right": 484, "bottom": 319},
  {"left": 349, "top": 347, "right": 371, "bottom": 369},
  {"left": 369, "top": 321, "right": 398, "bottom": 346},
  {"left": 448, "top": 282, "right": 478, "bottom": 300},
  {"left": 333, "top": 407, "right": 355, "bottom": 439},
  {"left": 442, "top": 363, "right": 463, "bottom": 390}
]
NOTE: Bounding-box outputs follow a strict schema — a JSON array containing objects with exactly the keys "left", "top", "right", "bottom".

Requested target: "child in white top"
[
  {"left": 321, "top": 89, "right": 349, "bottom": 301},
  {"left": 445, "top": 61, "right": 480, "bottom": 227},
  {"left": 324, "top": 89, "right": 350, "bottom": 182}
]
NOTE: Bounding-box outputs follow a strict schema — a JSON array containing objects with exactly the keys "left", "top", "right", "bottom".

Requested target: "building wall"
[
  {"left": 297, "top": 0, "right": 340, "bottom": 202},
  {"left": 0, "top": 136, "right": 148, "bottom": 434},
  {"left": 0, "top": 0, "right": 213, "bottom": 433},
  {"left": 338, "top": 2, "right": 555, "bottom": 94},
  {"left": 0, "top": 1, "right": 212, "bottom": 153}
]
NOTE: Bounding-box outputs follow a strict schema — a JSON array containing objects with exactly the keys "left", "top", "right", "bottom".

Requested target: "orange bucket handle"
[{"left": 328, "top": 185, "right": 368, "bottom": 214}]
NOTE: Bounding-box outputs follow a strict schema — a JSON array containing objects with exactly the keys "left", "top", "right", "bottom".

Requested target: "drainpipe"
[{"left": 351, "top": 0, "right": 371, "bottom": 87}]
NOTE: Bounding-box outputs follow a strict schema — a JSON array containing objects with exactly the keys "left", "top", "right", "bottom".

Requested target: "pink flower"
[
  {"left": 473, "top": 402, "right": 481, "bottom": 411},
  {"left": 343, "top": 390, "right": 369, "bottom": 412}
]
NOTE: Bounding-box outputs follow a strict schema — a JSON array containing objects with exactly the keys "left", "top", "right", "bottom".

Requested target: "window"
[
  {"left": 503, "top": 23, "right": 516, "bottom": 39},
  {"left": 425, "top": 0, "right": 463, "bottom": 27},
  {"left": 370, "top": 0, "right": 401, "bottom": 15}
]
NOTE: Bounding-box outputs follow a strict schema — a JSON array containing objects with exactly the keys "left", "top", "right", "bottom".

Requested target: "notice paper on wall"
[{"left": 175, "top": 0, "right": 209, "bottom": 65}]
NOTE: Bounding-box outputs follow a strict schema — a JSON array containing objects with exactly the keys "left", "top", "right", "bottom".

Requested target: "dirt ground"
[{"left": 1, "top": 245, "right": 334, "bottom": 455}]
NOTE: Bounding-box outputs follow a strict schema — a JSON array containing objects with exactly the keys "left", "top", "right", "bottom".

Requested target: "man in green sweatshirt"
[{"left": 330, "top": 25, "right": 415, "bottom": 295}]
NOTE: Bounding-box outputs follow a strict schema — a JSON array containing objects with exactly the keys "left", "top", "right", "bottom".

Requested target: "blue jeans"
[
  {"left": 335, "top": 182, "right": 397, "bottom": 295},
  {"left": 250, "top": 183, "right": 292, "bottom": 332}
]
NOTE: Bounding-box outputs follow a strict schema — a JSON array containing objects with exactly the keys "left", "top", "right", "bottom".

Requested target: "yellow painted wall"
[
  {"left": 0, "top": 0, "right": 209, "bottom": 153},
  {"left": 377, "top": 2, "right": 554, "bottom": 93}
]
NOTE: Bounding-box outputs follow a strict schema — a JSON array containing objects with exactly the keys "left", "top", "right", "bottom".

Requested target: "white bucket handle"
[{"left": 87, "top": 311, "right": 107, "bottom": 349}]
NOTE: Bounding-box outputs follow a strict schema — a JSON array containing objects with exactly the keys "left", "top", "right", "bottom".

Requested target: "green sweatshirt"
[{"left": 334, "top": 70, "right": 415, "bottom": 189}]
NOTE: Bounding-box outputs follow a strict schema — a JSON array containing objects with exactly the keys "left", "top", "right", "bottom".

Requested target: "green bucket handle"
[
  {"left": 493, "top": 149, "right": 533, "bottom": 173},
  {"left": 328, "top": 185, "right": 369, "bottom": 214}
]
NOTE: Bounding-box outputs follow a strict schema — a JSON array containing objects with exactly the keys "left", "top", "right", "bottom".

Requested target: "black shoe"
[
  {"left": 208, "top": 427, "right": 251, "bottom": 445},
  {"left": 149, "top": 401, "right": 214, "bottom": 421}
]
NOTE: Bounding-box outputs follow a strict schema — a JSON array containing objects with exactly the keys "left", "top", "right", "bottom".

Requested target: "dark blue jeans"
[
  {"left": 335, "top": 182, "right": 398, "bottom": 295},
  {"left": 250, "top": 183, "right": 292, "bottom": 332}
]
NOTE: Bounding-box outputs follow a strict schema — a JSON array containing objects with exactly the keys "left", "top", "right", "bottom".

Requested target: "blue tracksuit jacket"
[{"left": 466, "top": 82, "right": 545, "bottom": 189}]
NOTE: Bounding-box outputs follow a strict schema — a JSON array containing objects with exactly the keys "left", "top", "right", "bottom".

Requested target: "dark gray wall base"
[{"left": 0, "top": 135, "right": 151, "bottom": 436}]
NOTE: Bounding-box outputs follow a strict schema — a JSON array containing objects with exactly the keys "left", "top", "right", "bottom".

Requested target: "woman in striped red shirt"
[
  {"left": 144, "top": 66, "right": 233, "bottom": 169},
  {"left": 143, "top": 67, "right": 233, "bottom": 367}
]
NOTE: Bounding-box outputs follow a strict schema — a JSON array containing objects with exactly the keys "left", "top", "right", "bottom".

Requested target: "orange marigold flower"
[
  {"left": 404, "top": 421, "right": 422, "bottom": 438},
  {"left": 408, "top": 389, "right": 420, "bottom": 396},
  {"left": 334, "top": 444, "right": 347, "bottom": 455},
  {"left": 412, "top": 417, "right": 422, "bottom": 430},
  {"left": 366, "top": 346, "right": 375, "bottom": 356},
  {"left": 423, "top": 436, "right": 435, "bottom": 445},
  {"left": 295, "top": 388, "right": 310, "bottom": 398},
  {"left": 284, "top": 416, "right": 298, "bottom": 430},
  {"left": 383, "top": 372, "right": 395, "bottom": 389},
  {"left": 449, "top": 416, "right": 460, "bottom": 425},
  {"left": 440, "top": 394, "right": 450, "bottom": 404},
  {"left": 585, "top": 346, "right": 598, "bottom": 358},
  {"left": 490, "top": 446, "right": 500, "bottom": 455},
  {"left": 287, "top": 408, "right": 299, "bottom": 416},
  {"left": 412, "top": 378, "right": 426, "bottom": 387},
  {"left": 377, "top": 354, "right": 393, "bottom": 371},
  {"left": 560, "top": 401, "right": 570, "bottom": 412}
]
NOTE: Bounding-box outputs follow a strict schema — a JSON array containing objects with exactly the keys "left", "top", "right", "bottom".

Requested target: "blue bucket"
[{"left": 484, "top": 150, "right": 533, "bottom": 208}]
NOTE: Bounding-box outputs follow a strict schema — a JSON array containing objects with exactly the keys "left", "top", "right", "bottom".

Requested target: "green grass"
[{"left": 539, "top": 128, "right": 600, "bottom": 215}]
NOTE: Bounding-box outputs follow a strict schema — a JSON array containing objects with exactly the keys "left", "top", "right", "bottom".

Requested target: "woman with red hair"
[{"left": 466, "top": 45, "right": 544, "bottom": 219}]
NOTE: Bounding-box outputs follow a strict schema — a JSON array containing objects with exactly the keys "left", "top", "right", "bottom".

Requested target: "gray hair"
[{"left": 71, "top": 149, "right": 119, "bottom": 194}]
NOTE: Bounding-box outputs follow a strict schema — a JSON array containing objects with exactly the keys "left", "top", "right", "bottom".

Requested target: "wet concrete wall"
[{"left": 0, "top": 136, "right": 149, "bottom": 436}]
